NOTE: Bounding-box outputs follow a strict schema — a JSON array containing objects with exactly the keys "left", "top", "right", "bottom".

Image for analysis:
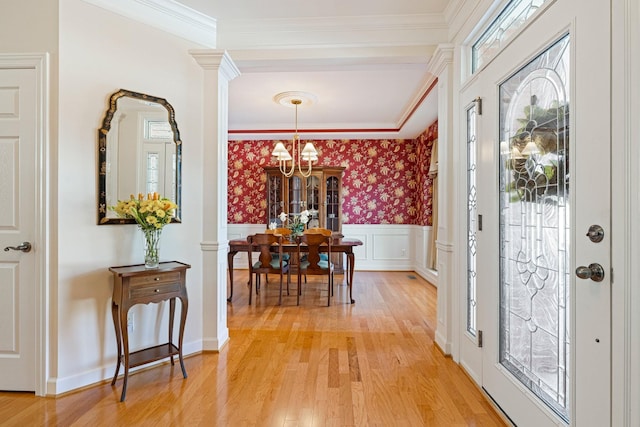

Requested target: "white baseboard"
[
  {"left": 47, "top": 339, "right": 203, "bottom": 396},
  {"left": 414, "top": 265, "right": 438, "bottom": 287},
  {"left": 435, "top": 329, "right": 451, "bottom": 355}
]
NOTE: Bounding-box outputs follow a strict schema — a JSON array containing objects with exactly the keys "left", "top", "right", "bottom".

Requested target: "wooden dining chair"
[
  {"left": 295, "top": 232, "right": 333, "bottom": 306},
  {"left": 265, "top": 227, "right": 292, "bottom": 281},
  {"left": 265, "top": 228, "right": 292, "bottom": 256},
  {"left": 304, "top": 228, "right": 332, "bottom": 263},
  {"left": 247, "top": 233, "right": 289, "bottom": 305},
  {"left": 304, "top": 227, "right": 332, "bottom": 236},
  {"left": 266, "top": 227, "right": 292, "bottom": 238}
]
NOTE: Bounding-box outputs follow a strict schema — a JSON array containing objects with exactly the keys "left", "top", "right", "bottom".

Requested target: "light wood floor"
[{"left": 0, "top": 271, "right": 507, "bottom": 426}]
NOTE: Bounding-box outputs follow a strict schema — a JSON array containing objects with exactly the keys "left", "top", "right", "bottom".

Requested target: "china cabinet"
[
  {"left": 265, "top": 166, "right": 345, "bottom": 272},
  {"left": 264, "top": 166, "right": 344, "bottom": 232}
]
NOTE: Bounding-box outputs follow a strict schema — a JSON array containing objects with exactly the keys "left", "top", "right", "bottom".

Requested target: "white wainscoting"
[{"left": 227, "top": 223, "right": 438, "bottom": 287}]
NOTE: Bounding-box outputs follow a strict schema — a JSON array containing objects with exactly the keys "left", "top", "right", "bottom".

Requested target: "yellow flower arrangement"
[
  {"left": 112, "top": 192, "right": 177, "bottom": 229},
  {"left": 111, "top": 193, "right": 177, "bottom": 268}
]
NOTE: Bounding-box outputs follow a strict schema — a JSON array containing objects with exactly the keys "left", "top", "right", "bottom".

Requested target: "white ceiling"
[{"left": 180, "top": 0, "right": 453, "bottom": 140}]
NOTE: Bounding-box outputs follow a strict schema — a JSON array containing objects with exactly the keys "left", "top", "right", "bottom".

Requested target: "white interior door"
[
  {"left": 0, "top": 67, "right": 37, "bottom": 391},
  {"left": 472, "top": 0, "right": 611, "bottom": 425}
]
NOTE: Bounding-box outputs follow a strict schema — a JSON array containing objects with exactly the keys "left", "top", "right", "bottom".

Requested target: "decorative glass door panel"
[
  {"left": 459, "top": 81, "right": 485, "bottom": 384},
  {"left": 467, "top": 102, "right": 478, "bottom": 337},
  {"left": 145, "top": 151, "right": 160, "bottom": 194},
  {"left": 499, "top": 35, "right": 570, "bottom": 421}
]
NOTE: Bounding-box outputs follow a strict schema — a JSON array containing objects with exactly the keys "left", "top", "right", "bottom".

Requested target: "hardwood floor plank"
[
  {"left": 0, "top": 271, "right": 507, "bottom": 426},
  {"left": 346, "top": 336, "right": 362, "bottom": 382}
]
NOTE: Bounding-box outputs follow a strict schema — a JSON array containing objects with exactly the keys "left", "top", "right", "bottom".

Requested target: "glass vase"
[
  {"left": 142, "top": 227, "right": 162, "bottom": 269},
  {"left": 289, "top": 224, "right": 304, "bottom": 242}
]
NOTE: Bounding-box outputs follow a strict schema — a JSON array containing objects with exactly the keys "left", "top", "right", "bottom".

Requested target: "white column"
[
  {"left": 190, "top": 50, "right": 240, "bottom": 350},
  {"left": 429, "top": 45, "right": 456, "bottom": 356}
]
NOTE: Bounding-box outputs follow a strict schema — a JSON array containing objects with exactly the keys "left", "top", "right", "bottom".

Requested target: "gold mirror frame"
[{"left": 97, "top": 89, "right": 182, "bottom": 225}]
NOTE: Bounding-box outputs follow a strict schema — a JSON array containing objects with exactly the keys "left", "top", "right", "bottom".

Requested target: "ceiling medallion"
[{"left": 273, "top": 91, "right": 318, "bottom": 108}]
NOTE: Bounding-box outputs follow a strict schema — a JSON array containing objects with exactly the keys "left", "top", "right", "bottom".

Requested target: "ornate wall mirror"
[{"left": 98, "top": 89, "right": 182, "bottom": 224}]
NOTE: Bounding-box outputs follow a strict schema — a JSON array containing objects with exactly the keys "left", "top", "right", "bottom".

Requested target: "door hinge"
[
  {"left": 478, "top": 214, "right": 483, "bottom": 231},
  {"left": 477, "top": 330, "right": 483, "bottom": 347},
  {"left": 475, "top": 96, "right": 482, "bottom": 115}
]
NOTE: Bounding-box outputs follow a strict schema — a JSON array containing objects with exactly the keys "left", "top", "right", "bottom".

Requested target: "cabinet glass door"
[
  {"left": 289, "top": 175, "right": 303, "bottom": 215},
  {"left": 325, "top": 176, "right": 339, "bottom": 231},
  {"left": 306, "top": 175, "right": 321, "bottom": 227},
  {"left": 267, "top": 174, "right": 283, "bottom": 225}
]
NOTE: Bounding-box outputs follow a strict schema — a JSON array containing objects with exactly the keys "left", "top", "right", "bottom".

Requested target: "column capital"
[
  {"left": 190, "top": 49, "right": 241, "bottom": 81},
  {"left": 429, "top": 44, "right": 455, "bottom": 77}
]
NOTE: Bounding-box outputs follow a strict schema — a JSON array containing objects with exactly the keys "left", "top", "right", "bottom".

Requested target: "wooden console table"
[{"left": 109, "top": 261, "right": 190, "bottom": 402}]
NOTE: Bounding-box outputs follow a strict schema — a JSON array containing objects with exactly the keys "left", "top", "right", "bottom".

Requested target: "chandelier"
[{"left": 271, "top": 92, "right": 318, "bottom": 178}]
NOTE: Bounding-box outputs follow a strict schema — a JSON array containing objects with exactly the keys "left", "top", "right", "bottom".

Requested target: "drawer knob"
[
  {"left": 155, "top": 289, "right": 160, "bottom": 293},
  {"left": 154, "top": 277, "right": 160, "bottom": 281}
]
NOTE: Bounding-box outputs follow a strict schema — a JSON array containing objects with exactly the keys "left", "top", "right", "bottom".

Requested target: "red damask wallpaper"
[{"left": 228, "top": 121, "right": 438, "bottom": 226}]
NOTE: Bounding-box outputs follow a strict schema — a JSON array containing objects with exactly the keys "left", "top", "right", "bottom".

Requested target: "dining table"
[{"left": 227, "top": 237, "right": 363, "bottom": 304}]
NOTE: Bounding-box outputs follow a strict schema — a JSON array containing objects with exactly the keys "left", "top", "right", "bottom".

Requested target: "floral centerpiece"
[
  {"left": 275, "top": 210, "right": 310, "bottom": 239},
  {"left": 111, "top": 192, "right": 177, "bottom": 268}
]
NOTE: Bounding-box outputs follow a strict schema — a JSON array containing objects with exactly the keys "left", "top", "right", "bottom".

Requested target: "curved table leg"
[
  {"left": 227, "top": 250, "right": 238, "bottom": 302},
  {"left": 346, "top": 252, "right": 355, "bottom": 304},
  {"left": 169, "top": 298, "right": 176, "bottom": 366},
  {"left": 119, "top": 306, "right": 131, "bottom": 402},
  {"left": 178, "top": 296, "right": 188, "bottom": 378},
  {"left": 110, "top": 301, "right": 122, "bottom": 385}
]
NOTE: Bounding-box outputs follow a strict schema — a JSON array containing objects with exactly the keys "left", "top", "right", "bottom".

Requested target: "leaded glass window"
[
  {"left": 472, "top": 0, "right": 548, "bottom": 72},
  {"left": 145, "top": 120, "right": 173, "bottom": 139},
  {"left": 498, "top": 34, "right": 570, "bottom": 421}
]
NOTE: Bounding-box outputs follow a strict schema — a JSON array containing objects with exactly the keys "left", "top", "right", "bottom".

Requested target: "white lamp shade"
[
  {"left": 301, "top": 142, "right": 318, "bottom": 156},
  {"left": 276, "top": 151, "right": 292, "bottom": 161},
  {"left": 271, "top": 142, "right": 287, "bottom": 155}
]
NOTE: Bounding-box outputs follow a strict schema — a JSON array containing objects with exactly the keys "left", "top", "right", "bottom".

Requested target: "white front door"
[
  {"left": 0, "top": 67, "right": 37, "bottom": 391},
  {"left": 469, "top": 0, "right": 611, "bottom": 425}
]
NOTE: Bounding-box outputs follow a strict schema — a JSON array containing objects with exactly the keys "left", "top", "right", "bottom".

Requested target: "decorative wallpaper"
[
  {"left": 228, "top": 120, "right": 438, "bottom": 226},
  {"left": 416, "top": 122, "right": 438, "bottom": 226}
]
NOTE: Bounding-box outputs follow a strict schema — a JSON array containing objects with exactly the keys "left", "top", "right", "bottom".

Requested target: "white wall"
[
  {"left": 52, "top": 0, "right": 207, "bottom": 394},
  {"left": 0, "top": 1, "right": 58, "bottom": 54}
]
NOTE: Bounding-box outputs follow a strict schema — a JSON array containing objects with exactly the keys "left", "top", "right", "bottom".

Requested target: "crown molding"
[
  {"left": 443, "top": 0, "right": 469, "bottom": 37},
  {"left": 216, "top": 14, "right": 448, "bottom": 50},
  {"left": 82, "top": 0, "right": 216, "bottom": 48}
]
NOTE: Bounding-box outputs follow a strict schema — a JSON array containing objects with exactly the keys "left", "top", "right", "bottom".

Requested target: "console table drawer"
[
  {"left": 129, "top": 281, "right": 181, "bottom": 299},
  {"left": 129, "top": 271, "right": 181, "bottom": 286}
]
